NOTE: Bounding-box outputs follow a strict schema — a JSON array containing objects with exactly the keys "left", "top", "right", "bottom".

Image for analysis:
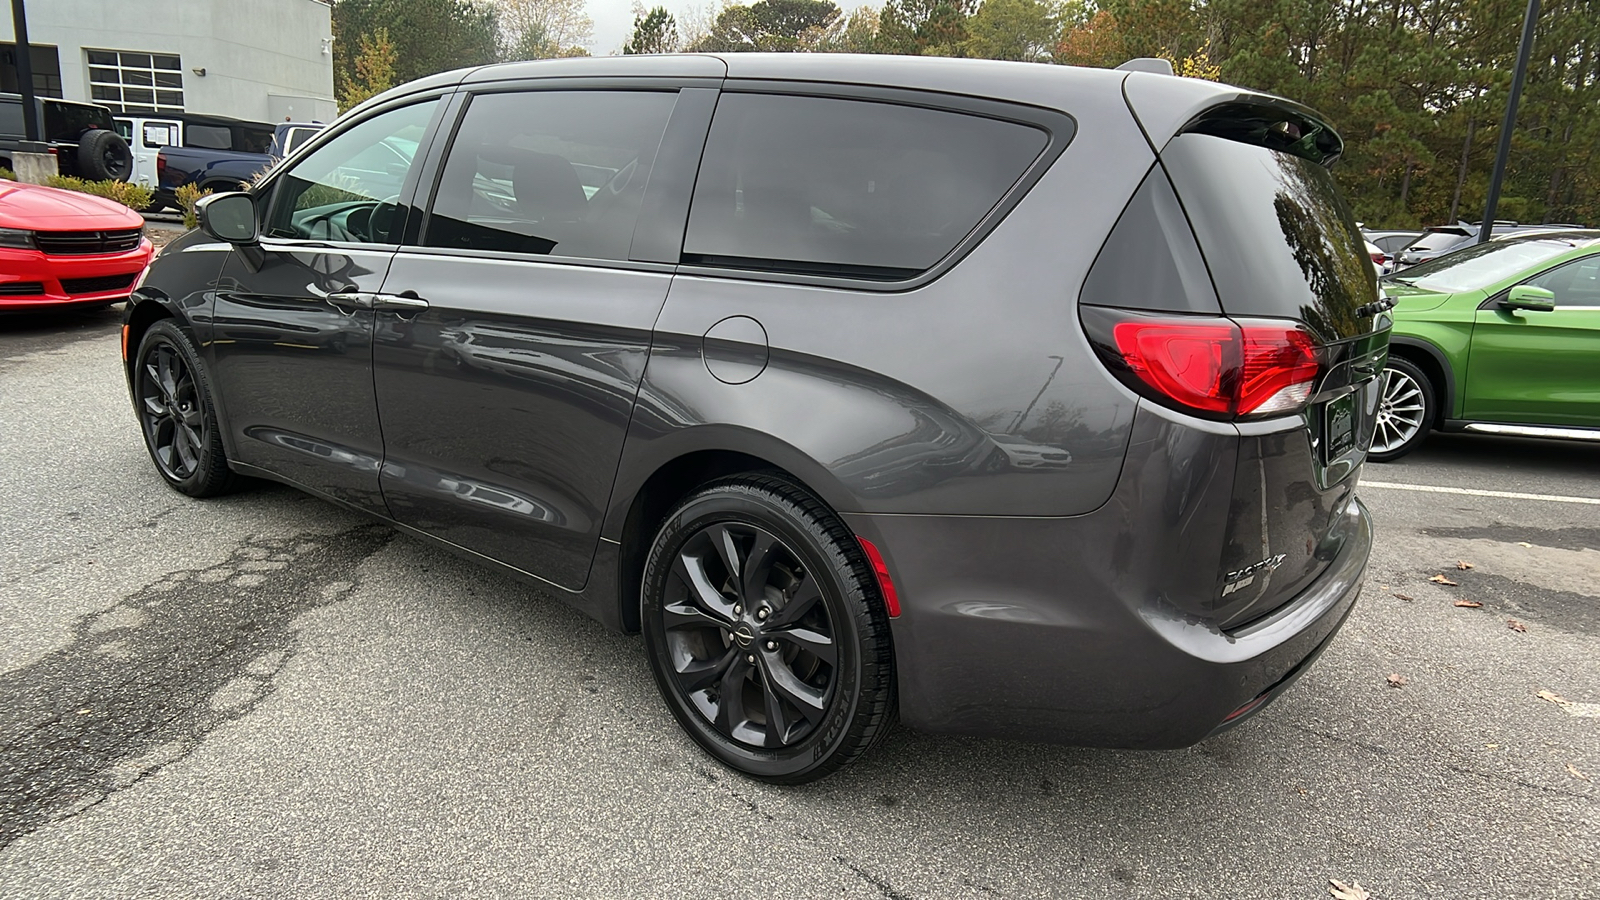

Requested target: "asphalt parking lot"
[{"left": 2, "top": 308, "right": 1596, "bottom": 900}]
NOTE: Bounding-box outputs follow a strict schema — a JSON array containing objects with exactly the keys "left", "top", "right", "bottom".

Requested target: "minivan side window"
[
  {"left": 423, "top": 90, "right": 677, "bottom": 261},
  {"left": 682, "top": 93, "right": 1048, "bottom": 280},
  {"left": 263, "top": 99, "right": 438, "bottom": 245}
]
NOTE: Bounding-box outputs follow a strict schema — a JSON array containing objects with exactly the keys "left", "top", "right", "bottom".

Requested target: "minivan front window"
[
  {"left": 264, "top": 99, "right": 438, "bottom": 244},
  {"left": 1390, "top": 237, "right": 1578, "bottom": 293}
]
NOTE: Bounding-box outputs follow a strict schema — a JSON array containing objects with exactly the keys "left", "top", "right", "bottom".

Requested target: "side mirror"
[
  {"left": 1500, "top": 284, "right": 1556, "bottom": 312},
  {"left": 196, "top": 192, "right": 258, "bottom": 245}
]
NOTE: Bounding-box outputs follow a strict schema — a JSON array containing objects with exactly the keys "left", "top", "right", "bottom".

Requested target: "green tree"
[
  {"left": 335, "top": 27, "right": 398, "bottom": 111},
  {"left": 500, "top": 0, "right": 594, "bottom": 59},
  {"left": 688, "top": 0, "right": 841, "bottom": 51},
  {"left": 333, "top": 0, "right": 500, "bottom": 88},
  {"left": 876, "top": 0, "right": 978, "bottom": 56},
  {"left": 624, "top": 5, "right": 680, "bottom": 53},
  {"left": 963, "top": 0, "right": 1057, "bottom": 62}
]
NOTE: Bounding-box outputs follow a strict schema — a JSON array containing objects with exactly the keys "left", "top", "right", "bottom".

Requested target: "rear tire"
[
  {"left": 1369, "top": 356, "right": 1434, "bottom": 462},
  {"left": 641, "top": 475, "right": 895, "bottom": 783}
]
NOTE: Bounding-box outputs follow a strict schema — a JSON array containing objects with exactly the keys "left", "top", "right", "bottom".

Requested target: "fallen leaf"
[
  {"left": 1453, "top": 599, "right": 1483, "bottom": 608},
  {"left": 1392, "top": 592, "right": 1414, "bottom": 602},
  {"left": 1386, "top": 673, "right": 1408, "bottom": 688},
  {"left": 1568, "top": 764, "right": 1591, "bottom": 781},
  {"left": 1329, "top": 879, "right": 1372, "bottom": 900},
  {"left": 1507, "top": 619, "right": 1527, "bottom": 633},
  {"left": 1517, "top": 541, "right": 1532, "bottom": 548},
  {"left": 1456, "top": 560, "right": 1474, "bottom": 570},
  {"left": 1428, "top": 574, "right": 1459, "bottom": 585},
  {"left": 1485, "top": 744, "right": 1499, "bottom": 749},
  {"left": 1538, "top": 690, "right": 1568, "bottom": 705}
]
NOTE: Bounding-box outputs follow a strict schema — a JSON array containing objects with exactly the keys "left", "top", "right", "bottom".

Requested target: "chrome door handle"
[
  {"left": 370, "top": 293, "right": 429, "bottom": 312},
  {"left": 327, "top": 291, "right": 375, "bottom": 311}
]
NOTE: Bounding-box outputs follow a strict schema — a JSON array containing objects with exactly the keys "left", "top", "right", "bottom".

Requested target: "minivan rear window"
[
  {"left": 1161, "top": 133, "right": 1375, "bottom": 341},
  {"left": 682, "top": 93, "right": 1048, "bottom": 280}
]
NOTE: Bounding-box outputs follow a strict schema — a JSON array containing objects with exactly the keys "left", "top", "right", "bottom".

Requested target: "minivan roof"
[{"left": 363, "top": 53, "right": 1312, "bottom": 158}]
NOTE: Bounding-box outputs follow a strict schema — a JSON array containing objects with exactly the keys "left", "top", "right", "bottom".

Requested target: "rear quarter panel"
[{"left": 610, "top": 75, "right": 1157, "bottom": 527}]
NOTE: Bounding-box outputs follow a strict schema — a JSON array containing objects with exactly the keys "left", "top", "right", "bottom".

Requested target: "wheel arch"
[
  {"left": 1387, "top": 336, "right": 1454, "bottom": 423},
  {"left": 607, "top": 437, "right": 856, "bottom": 635},
  {"left": 122, "top": 293, "right": 180, "bottom": 386}
]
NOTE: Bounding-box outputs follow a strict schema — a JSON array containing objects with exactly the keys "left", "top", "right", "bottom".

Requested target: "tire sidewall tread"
[
  {"left": 135, "top": 319, "right": 240, "bottom": 498},
  {"left": 641, "top": 474, "right": 896, "bottom": 784}
]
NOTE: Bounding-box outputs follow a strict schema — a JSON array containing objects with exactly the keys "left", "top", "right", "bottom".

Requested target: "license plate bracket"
[{"left": 1323, "top": 391, "right": 1357, "bottom": 463}]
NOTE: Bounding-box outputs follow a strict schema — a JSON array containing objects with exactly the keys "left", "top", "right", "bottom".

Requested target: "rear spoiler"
[{"left": 1121, "top": 73, "right": 1345, "bottom": 169}]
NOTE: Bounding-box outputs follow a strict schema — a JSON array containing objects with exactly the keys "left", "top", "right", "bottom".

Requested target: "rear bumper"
[
  {"left": 844, "top": 494, "right": 1370, "bottom": 750},
  {"left": 0, "top": 242, "right": 152, "bottom": 310}
]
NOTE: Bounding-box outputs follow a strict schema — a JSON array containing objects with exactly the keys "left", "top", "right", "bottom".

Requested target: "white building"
[{"left": 2, "top": 0, "right": 337, "bottom": 124}]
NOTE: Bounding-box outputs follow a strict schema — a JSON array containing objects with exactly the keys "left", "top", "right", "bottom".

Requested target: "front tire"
[
  {"left": 134, "top": 320, "right": 241, "bottom": 497},
  {"left": 1369, "top": 356, "right": 1434, "bottom": 462},
  {"left": 641, "top": 476, "right": 895, "bottom": 783}
]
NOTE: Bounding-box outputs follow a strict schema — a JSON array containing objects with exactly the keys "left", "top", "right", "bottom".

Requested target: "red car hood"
[{"left": 0, "top": 181, "right": 145, "bottom": 232}]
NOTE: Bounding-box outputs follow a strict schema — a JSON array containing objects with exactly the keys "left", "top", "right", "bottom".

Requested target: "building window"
[{"left": 86, "top": 49, "right": 184, "bottom": 113}]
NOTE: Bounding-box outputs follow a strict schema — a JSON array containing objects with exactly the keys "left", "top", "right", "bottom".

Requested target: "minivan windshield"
[{"left": 1388, "top": 237, "right": 1582, "bottom": 293}]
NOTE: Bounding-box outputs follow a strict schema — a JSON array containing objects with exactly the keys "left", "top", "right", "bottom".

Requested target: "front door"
[
  {"left": 209, "top": 98, "right": 442, "bottom": 513},
  {"left": 1464, "top": 253, "right": 1600, "bottom": 427},
  {"left": 372, "top": 87, "right": 700, "bottom": 589}
]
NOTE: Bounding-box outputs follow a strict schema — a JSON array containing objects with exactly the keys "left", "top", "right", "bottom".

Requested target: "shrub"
[
  {"left": 0, "top": 167, "right": 14, "bottom": 181},
  {"left": 174, "top": 183, "right": 212, "bottom": 230},
  {"left": 43, "top": 175, "right": 154, "bottom": 211}
]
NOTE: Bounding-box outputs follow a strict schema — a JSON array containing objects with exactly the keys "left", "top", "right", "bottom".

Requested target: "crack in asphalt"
[{"left": 0, "top": 524, "right": 393, "bottom": 852}]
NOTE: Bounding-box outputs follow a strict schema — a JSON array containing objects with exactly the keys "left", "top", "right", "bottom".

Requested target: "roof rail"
[{"left": 1116, "top": 58, "right": 1175, "bottom": 76}]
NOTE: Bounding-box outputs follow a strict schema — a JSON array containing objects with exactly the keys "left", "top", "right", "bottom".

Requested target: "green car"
[{"left": 1373, "top": 230, "right": 1600, "bottom": 460}]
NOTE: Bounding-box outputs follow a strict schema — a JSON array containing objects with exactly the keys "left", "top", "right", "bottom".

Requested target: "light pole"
[
  {"left": 9, "top": 0, "right": 40, "bottom": 142},
  {"left": 1479, "top": 0, "right": 1541, "bottom": 243}
]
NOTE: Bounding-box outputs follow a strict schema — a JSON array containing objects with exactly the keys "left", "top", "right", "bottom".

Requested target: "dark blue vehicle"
[{"left": 154, "top": 119, "right": 322, "bottom": 209}]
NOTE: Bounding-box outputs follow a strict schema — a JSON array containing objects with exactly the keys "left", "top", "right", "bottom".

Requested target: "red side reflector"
[
  {"left": 856, "top": 537, "right": 901, "bottom": 618},
  {"left": 121, "top": 324, "right": 130, "bottom": 361},
  {"left": 1222, "top": 692, "right": 1270, "bottom": 722}
]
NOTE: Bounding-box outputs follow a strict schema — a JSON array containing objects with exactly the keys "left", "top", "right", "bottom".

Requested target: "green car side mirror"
[{"left": 1500, "top": 284, "right": 1556, "bottom": 312}]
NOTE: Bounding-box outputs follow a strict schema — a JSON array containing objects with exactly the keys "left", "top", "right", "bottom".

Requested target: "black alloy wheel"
[
  {"left": 642, "top": 476, "right": 895, "bottom": 783},
  {"left": 134, "top": 320, "right": 239, "bottom": 497}
]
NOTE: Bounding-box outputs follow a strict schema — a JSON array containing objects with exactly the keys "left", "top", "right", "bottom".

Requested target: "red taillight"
[
  {"left": 1239, "top": 323, "right": 1321, "bottom": 415},
  {"left": 156, "top": 155, "right": 167, "bottom": 177},
  {"left": 1104, "top": 314, "right": 1322, "bottom": 419},
  {"left": 856, "top": 537, "right": 901, "bottom": 618},
  {"left": 1369, "top": 251, "right": 1385, "bottom": 265},
  {"left": 1112, "top": 320, "right": 1236, "bottom": 415}
]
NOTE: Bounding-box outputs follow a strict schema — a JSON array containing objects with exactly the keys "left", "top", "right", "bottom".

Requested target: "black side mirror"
[
  {"left": 1499, "top": 284, "right": 1556, "bottom": 313},
  {"left": 196, "top": 192, "right": 258, "bottom": 245}
]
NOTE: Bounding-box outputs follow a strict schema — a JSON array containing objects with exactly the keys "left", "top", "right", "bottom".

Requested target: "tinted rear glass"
[
  {"left": 42, "top": 101, "right": 114, "bottom": 142},
  {"left": 1161, "top": 133, "right": 1375, "bottom": 341},
  {"left": 683, "top": 93, "right": 1047, "bottom": 279},
  {"left": 426, "top": 90, "right": 676, "bottom": 261},
  {"left": 1408, "top": 230, "right": 1470, "bottom": 253},
  {"left": 0, "top": 100, "right": 22, "bottom": 135}
]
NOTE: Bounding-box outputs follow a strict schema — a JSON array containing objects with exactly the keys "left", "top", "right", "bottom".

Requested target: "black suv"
[
  {"left": 123, "top": 55, "right": 1386, "bottom": 783},
  {"left": 0, "top": 93, "right": 132, "bottom": 180}
]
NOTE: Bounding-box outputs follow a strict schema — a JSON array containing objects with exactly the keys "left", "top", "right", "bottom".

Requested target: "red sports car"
[{"left": 0, "top": 180, "right": 153, "bottom": 311}]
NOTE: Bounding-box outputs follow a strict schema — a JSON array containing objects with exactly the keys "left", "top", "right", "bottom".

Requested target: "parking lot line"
[{"left": 1361, "top": 481, "right": 1600, "bottom": 505}]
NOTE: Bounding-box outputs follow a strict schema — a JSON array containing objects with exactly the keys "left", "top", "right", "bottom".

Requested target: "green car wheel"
[{"left": 1369, "top": 357, "right": 1434, "bottom": 462}]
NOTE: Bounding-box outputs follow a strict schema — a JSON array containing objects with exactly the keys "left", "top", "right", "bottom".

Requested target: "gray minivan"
[{"left": 122, "top": 54, "right": 1387, "bottom": 783}]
